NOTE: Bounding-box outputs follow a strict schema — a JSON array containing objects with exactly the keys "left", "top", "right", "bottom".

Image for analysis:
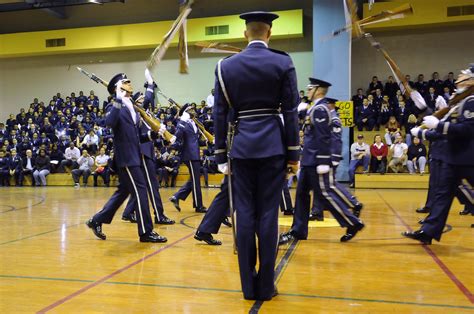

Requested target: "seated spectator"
[
  {"left": 93, "top": 147, "right": 110, "bottom": 187},
  {"left": 428, "top": 72, "right": 444, "bottom": 96},
  {"left": 351, "top": 88, "right": 366, "bottom": 108},
  {"left": 377, "top": 101, "right": 392, "bottom": 128},
  {"left": 155, "top": 149, "right": 168, "bottom": 187},
  {"left": 370, "top": 134, "right": 388, "bottom": 174},
  {"left": 72, "top": 149, "right": 94, "bottom": 188},
  {"left": 59, "top": 142, "right": 80, "bottom": 173},
  {"left": 49, "top": 143, "right": 64, "bottom": 173},
  {"left": 373, "top": 88, "right": 384, "bottom": 108},
  {"left": 384, "top": 116, "right": 400, "bottom": 145},
  {"left": 405, "top": 114, "right": 418, "bottom": 144},
  {"left": 405, "top": 74, "right": 415, "bottom": 88},
  {"left": 444, "top": 72, "right": 455, "bottom": 93},
  {"left": 414, "top": 74, "right": 428, "bottom": 96},
  {"left": 81, "top": 129, "right": 99, "bottom": 154},
  {"left": 8, "top": 149, "right": 23, "bottom": 186},
  {"left": 368, "top": 76, "right": 383, "bottom": 96},
  {"left": 33, "top": 148, "right": 51, "bottom": 186},
  {"left": 424, "top": 87, "right": 437, "bottom": 110},
  {"left": 349, "top": 134, "right": 370, "bottom": 187},
  {"left": 356, "top": 98, "right": 376, "bottom": 131},
  {"left": 384, "top": 75, "right": 399, "bottom": 100},
  {"left": 0, "top": 150, "right": 10, "bottom": 186},
  {"left": 406, "top": 136, "right": 427, "bottom": 175},
  {"left": 164, "top": 149, "right": 180, "bottom": 187},
  {"left": 394, "top": 100, "right": 410, "bottom": 130},
  {"left": 442, "top": 86, "right": 451, "bottom": 102},
  {"left": 22, "top": 149, "right": 35, "bottom": 186},
  {"left": 388, "top": 134, "right": 408, "bottom": 173}
]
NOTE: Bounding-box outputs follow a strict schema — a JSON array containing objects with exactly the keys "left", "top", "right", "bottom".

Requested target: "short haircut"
[{"left": 246, "top": 22, "right": 270, "bottom": 37}]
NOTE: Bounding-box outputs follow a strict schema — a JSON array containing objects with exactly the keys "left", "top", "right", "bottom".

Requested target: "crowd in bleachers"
[{"left": 0, "top": 89, "right": 218, "bottom": 187}]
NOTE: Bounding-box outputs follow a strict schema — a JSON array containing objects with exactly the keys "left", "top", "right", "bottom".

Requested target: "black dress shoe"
[
  {"left": 459, "top": 208, "right": 473, "bottom": 215},
  {"left": 416, "top": 207, "right": 430, "bottom": 213},
  {"left": 155, "top": 216, "right": 175, "bottom": 225},
  {"left": 194, "top": 231, "right": 222, "bottom": 245},
  {"left": 169, "top": 196, "right": 181, "bottom": 212},
  {"left": 402, "top": 229, "right": 432, "bottom": 245},
  {"left": 86, "top": 218, "right": 106, "bottom": 240},
  {"left": 278, "top": 231, "right": 301, "bottom": 245},
  {"left": 309, "top": 214, "right": 324, "bottom": 221},
  {"left": 222, "top": 217, "right": 232, "bottom": 227},
  {"left": 353, "top": 202, "right": 363, "bottom": 218},
  {"left": 283, "top": 209, "right": 294, "bottom": 216},
  {"left": 140, "top": 231, "right": 167, "bottom": 243},
  {"left": 340, "top": 222, "right": 365, "bottom": 242},
  {"left": 195, "top": 206, "right": 207, "bottom": 213},
  {"left": 122, "top": 213, "right": 137, "bottom": 223}
]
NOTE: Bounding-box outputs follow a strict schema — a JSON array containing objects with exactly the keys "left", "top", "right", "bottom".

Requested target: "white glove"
[
  {"left": 145, "top": 68, "right": 154, "bottom": 85},
  {"left": 180, "top": 111, "right": 190, "bottom": 122},
  {"left": 316, "top": 165, "right": 330, "bottom": 174},
  {"left": 409, "top": 90, "right": 427, "bottom": 110},
  {"left": 435, "top": 95, "right": 448, "bottom": 110},
  {"left": 332, "top": 161, "right": 339, "bottom": 167},
  {"left": 158, "top": 124, "right": 166, "bottom": 136},
  {"left": 169, "top": 136, "right": 176, "bottom": 145},
  {"left": 115, "top": 80, "right": 127, "bottom": 101},
  {"left": 297, "top": 102, "right": 308, "bottom": 112},
  {"left": 410, "top": 126, "right": 420, "bottom": 137},
  {"left": 423, "top": 115, "right": 439, "bottom": 129},
  {"left": 218, "top": 163, "right": 228, "bottom": 174}
]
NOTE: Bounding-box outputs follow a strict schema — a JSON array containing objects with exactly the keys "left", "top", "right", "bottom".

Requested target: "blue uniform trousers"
[
  {"left": 280, "top": 184, "right": 293, "bottom": 212},
  {"left": 292, "top": 167, "right": 361, "bottom": 239},
  {"left": 93, "top": 165, "right": 153, "bottom": 237},
  {"left": 123, "top": 156, "right": 165, "bottom": 219},
  {"left": 422, "top": 162, "right": 474, "bottom": 241},
  {"left": 198, "top": 176, "right": 230, "bottom": 234},
  {"left": 232, "top": 156, "right": 285, "bottom": 300},
  {"left": 174, "top": 160, "right": 203, "bottom": 209},
  {"left": 424, "top": 159, "right": 442, "bottom": 210}
]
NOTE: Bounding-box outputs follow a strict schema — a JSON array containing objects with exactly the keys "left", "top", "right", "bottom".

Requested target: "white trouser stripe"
[
  {"left": 125, "top": 166, "right": 146, "bottom": 234},
  {"left": 281, "top": 190, "right": 287, "bottom": 210},
  {"left": 142, "top": 157, "right": 159, "bottom": 218},
  {"left": 328, "top": 168, "right": 354, "bottom": 208},
  {"left": 318, "top": 172, "right": 353, "bottom": 226},
  {"left": 189, "top": 161, "right": 198, "bottom": 206}
]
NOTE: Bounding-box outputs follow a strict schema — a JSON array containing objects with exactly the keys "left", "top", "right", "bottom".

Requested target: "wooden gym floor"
[{"left": 0, "top": 187, "right": 473, "bottom": 313}]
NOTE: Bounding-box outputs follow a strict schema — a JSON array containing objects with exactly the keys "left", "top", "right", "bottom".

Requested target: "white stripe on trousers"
[
  {"left": 125, "top": 166, "right": 146, "bottom": 234},
  {"left": 281, "top": 190, "right": 287, "bottom": 211},
  {"left": 142, "top": 156, "right": 159, "bottom": 219},
  {"left": 318, "top": 171, "right": 353, "bottom": 226},
  {"left": 188, "top": 161, "right": 198, "bottom": 207},
  {"left": 328, "top": 168, "right": 354, "bottom": 208}
]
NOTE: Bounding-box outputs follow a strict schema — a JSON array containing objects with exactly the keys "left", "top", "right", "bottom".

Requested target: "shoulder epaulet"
[{"left": 268, "top": 48, "right": 289, "bottom": 56}]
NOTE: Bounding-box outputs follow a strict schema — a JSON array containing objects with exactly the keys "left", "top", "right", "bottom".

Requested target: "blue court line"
[
  {"left": 0, "top": 274, "right": 473, "bottom": 310},
  {"left": 0, "top": 223, "right": 81, "bottom": 246}
]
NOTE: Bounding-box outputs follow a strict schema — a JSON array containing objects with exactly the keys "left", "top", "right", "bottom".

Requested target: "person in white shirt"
[
  {"left": 72, "top": 149, "right": 94, "bottom": 187},
  {"left": 388, "top": 133, "right": 408, "bottom": 173},
  {"left": 93, "top": 147, "right": 110, "bottom": 187},
  {"left": 81, "top": 129, "right": 99, "bottom": 154},
  {"left": 205, "top": 88, "right": 215, "bottom": 108},
  {"left": 349, "top": 134, "right": 370, "bottom": 187},
  {"left": 59, "top": 142, "right": 80, "bottom": 172}
]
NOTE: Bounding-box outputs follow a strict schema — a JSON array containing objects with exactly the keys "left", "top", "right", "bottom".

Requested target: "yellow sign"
[{"left": 335, "top": 101, "right": 354, "bottom": 127}]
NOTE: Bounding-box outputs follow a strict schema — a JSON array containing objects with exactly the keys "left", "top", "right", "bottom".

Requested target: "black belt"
[{"left": 237, "top": 108, "right": 279, "bottom": 119}]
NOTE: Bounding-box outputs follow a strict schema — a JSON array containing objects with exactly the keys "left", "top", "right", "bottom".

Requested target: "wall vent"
[
  {"left": 447, "top": 5, "right": 474, "bottom": 17},
  {"left": 45, "top": 38, "right": 66, "bottom": 48},
  {"left": 205, "top": 25, "right": 229, "bottom": 36}
]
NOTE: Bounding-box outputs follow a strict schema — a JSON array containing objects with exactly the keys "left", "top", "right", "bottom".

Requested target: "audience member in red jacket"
[{"left": 370, "top": 134, "right": 388, "bottom": 174}]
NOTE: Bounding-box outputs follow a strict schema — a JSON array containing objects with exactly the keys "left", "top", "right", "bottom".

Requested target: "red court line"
[
  {"left": 376, "top": 192, "right": 474, "bottom": 304},
  {"left": 36, "top": 232, "right": 194, "bottom": 313}
]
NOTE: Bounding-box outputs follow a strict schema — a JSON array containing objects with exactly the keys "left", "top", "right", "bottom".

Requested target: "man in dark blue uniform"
[
  {"left": 403, "top": 65, "right": 474, "bottom": 244},
  {"left": 213, "top": 11, "right": 300, "bottom": 301},
  {"left": 169, "top": 104, "right": 207, "bottom": 213},
  {"left": 86, "top": 73, "right": 167, "bottom": 243},
  {"left": 121, "top": 70, "right": 174, "bottom": 225},
  {"left": 279, "top": 78, "right": 364, "bottom": 246}
]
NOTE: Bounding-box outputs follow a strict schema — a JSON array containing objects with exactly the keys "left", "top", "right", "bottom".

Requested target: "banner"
[{"left": 335, "top": 101, "right": 354, "bottom": 127}]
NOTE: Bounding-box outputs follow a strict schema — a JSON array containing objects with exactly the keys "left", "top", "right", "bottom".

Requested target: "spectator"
[
  {"left": 444, "top": 71, "right": 455, "bottom": 93},
  {"left": 81, "top": 129, "right": 99, "bottom": 154},
  {"left": 406, "top": 136, "right": 427, "bottom": 175},
  {"left": 388, "top": 133, "right": 408, "bottom": 173},
  {"left": 377, "top": 101, "right": 392, "bottom": 128},
  {"left": 22, "top": 149, "right": 35, "bottom": 186},
  {"left": 368, "top": 76, "right": 383, "bottom": 96},
  {"left": 59, "top": 142, "right": 80, "bottom": 173},
  {"left": 442, "top": 86, "right": 451, "bottom": 102},
  {"left": 356, "top": 98, "right": 376, "bottom": 131},
  {"left": 405, "top": 74, "right": 415, "bottom": 88},
  {"left": 351, "top": 88, "right": 366, "bottom": 108},
  {"left": 165, "top": 149, "right": 180, "bottom": 187},
  {"left": 349, "top": 134, "right": 370, "bottom": 187},
  {"left": 33, "top": 148, "right": 50, "bottom": 186},
  {"left": 93, "top": 147, "right": 110, "bottom": 187},
  {"left": 71, "top": 149, "right": 94, "bottom": 188},
  {"left": 405, "top": 114, "right": 418, "bottom": 144},
  {"left": 0, "top": 150, "right": 9, "bottom": 186},
  {"left": 384, "top": 116, "right": 400, "bottom": 145},
  {"left": 370, "top": 134, "right": 388, "bottom": 174},
  {"left": 414, "top": 74, "right": 428, "bottom": 96},
  {"left": 206, "top": 88, "right": 215, "bottom": 108},
  {"left": 384, "top": 75, "right": 399, "bottom": 100},
  {"left": 8, "top": 149, "right": 23, "bottom": 186},
  {"left": 428, "top": 71, "right": 444, "bottom": 95},
  {"left": 49, "top": 143, "right": 63, "bottom": 173},
  {"left": 394, "top": 99, "right": 410, "bottom": 130}
]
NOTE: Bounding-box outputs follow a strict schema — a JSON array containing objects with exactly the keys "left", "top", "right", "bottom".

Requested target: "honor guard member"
[
  {"left": 279, "top": 78, "right": 364, "bottom": 246},
  {"left": 169, "top": 104, "right": 207, "bottom": 213},
  {"left": 86, "top": 73, "right": 167, "bottom": 243},
  {"left": 310, "top": 97, "right": 363, "bottom": 221},
  {"left": 122, "top": 69, "right": 174, "bottom": 225},
  {"left": 213, "top": 11, "right": 300, "bottom": 300},
  {"left": 403, "top": 64, "right": 474, "bottom": 244}
]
